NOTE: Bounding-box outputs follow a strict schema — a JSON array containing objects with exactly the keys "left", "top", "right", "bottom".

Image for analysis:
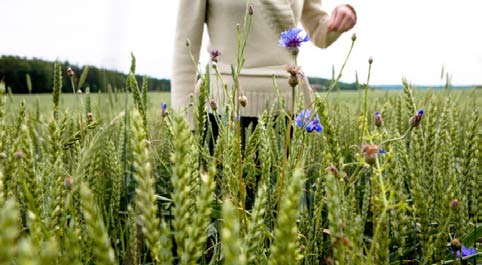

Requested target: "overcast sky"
[{"left": 1, "top": 0, "right": 481, "bottom": 85}]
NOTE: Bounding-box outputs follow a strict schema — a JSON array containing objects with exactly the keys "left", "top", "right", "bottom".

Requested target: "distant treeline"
[
  {"left": 308, "top": 77, "right": 358, "bottom": 91},
  {"left": 0, "top": 55, "right": 361, "bottom": 93},
  {"left": 0, "top": 55, "right": 170, "bottom": 93}
]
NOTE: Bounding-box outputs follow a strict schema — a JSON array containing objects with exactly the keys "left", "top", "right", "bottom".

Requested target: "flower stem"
[
  {"left": 323, "top": 38, "right": 356, "bottom": 100},
  {"left": 379, "top": 127, "right": 413, "bottom": 146}
]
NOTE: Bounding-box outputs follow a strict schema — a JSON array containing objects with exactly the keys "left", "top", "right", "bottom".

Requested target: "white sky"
[{"left": 1, "top": 0, "right": 481, "bottom": 85}]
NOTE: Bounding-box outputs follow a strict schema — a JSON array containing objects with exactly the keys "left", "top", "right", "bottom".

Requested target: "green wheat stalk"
[{"left": 80, "top": 182, "right": 115, "bottom": 265}]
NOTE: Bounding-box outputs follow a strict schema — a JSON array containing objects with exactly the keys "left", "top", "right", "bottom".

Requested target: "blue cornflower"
[
  {"left": 452, "top": 245, "right": 477, "bottom": 258},
  {"left": 279, "top": 28, "right": 310, "bottom": 49},
  {"left": 296, "top": 109, "right": 322, "bottom": 133},
  {"left": 161, "top": 103, "right": 167, "bottom": 110},
  {"left": 296, "top": 109, "right": 311, "bottom": 128},
  {"left": 306, "top": 119, "right": 323, "bottom": 133}
]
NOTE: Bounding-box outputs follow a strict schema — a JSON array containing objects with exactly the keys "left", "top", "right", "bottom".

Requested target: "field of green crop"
[
  {"left": 1, "top": 10, "right": 481, "bottom": 263},
  {"left": 0, "top": 58, "right": 480, "bottom": 265}
]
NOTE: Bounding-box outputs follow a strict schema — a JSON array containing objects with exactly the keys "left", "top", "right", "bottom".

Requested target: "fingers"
[
  {"left": 339, "top": 15, "right": 355, "bottom": 32},
  {"left": 327, "top": 5, "right": 356, "bottom": 32},
  {"left": 327, "top": 8, "right": 340, "bottom": 32}
]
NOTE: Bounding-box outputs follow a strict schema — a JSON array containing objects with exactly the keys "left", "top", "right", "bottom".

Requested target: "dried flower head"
[
  {"left": 409, "top": 109, "right": 425, "bottom": 127},
  {"left": 284, "top": 64, "right": 302, "bottom": 76},
  {"left": 66, "top": 67, "right": 75, "bottom": 77},
  {"left": 374, "top": 111, "right": 383, "bottom": 127},
  {"left": 361, "top": 144, "right": 385, "bottom": 165},
  {"left": 238, "top": 95, "right": 248, "bottom": 107},
  {"left": 284, "top": 64, "right": 303, "bottom": 88}
]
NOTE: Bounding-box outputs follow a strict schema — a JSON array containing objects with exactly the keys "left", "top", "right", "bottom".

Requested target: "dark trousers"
[{"left": 206, "top": 114, "right": 258, "bottom": 154}]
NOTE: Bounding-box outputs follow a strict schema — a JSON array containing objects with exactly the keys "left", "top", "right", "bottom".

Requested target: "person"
[{"left": 171, "top": 0, "right": 357, "bottom": 131}]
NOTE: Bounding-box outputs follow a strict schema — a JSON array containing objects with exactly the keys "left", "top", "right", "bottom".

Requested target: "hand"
[{"left": 327, "top": 5, "right": 357, "bottom": 32}]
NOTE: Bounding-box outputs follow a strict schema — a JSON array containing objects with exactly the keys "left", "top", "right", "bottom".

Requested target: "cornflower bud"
[
  {"left": 374, "top": 111, "right": 383, "bottom": 127},
  {"left": 210, "top": 98, "right": 217, "bottom": 111},
  {"left": 326, "top": 164, "right": 339, "bottom": 177},
  {"left": 450, "top": 239, "right": 462, "bottom": 252},
  {"left": 334, "top": 235, "right": 350, "bottom": 247},
  {"left": 351, "top": 33, "right": 357, "bottom": 42},
  {"left": 238, "top": 95, "right": 248, "bottom": 107},
  {"left": 14, "top": 151, "right": 25, "bottom": 159},
  {"left": 248, "top": 4, "right": 254, "bottom": 15},
  {"left": 368, "top": 57, "right": 373, "bottom": 65},
  {"left": 450, "top": 199, "right": 459, "bottom": 209},
  {"left": 66, "top": 67, "right": 75, "bottom": 77},
  {"left": 210, "top": 50, "right": 221, "bottom": 63},
  {"left": 409, "top": 109, "right": 424, "bottom": 127},
  {"left": 87, "top": 112, "right": 94, "bottom": 123},
  {"left": 161, "top": 103, "right": 168, "bottom": 117},
  {"left": 185, "top": 39, "right": 191, "bottom": 47},
  {"left": 64, "top": 176, "right": 73, "bottom": 189},
  {"left": 288, "top": 75, "right": 299, "bottom": 88}
]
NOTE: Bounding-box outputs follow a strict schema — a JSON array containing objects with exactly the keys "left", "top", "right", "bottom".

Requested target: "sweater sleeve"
[
  {"left": 171, "top": 0, "right": 207, "bottom": 112},
  {"left": 301, "top": 0, "right": 342, "bottom": 48}
]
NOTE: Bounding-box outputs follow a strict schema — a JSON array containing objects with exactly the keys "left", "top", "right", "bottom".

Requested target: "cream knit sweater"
[{"left": 172, "top": 0, "right": 345, "bottom": 117}]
